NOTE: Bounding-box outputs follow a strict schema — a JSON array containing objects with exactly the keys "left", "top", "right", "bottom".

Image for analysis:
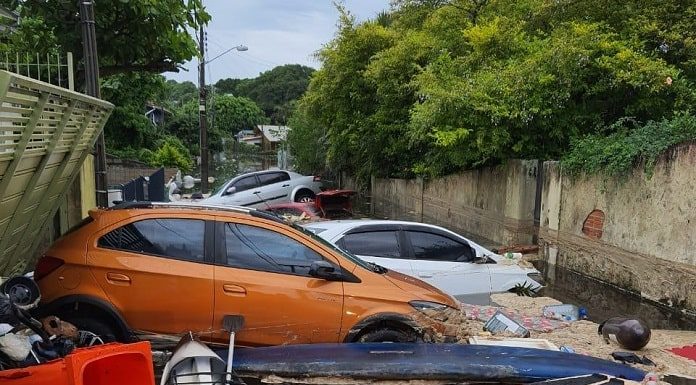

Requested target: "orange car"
[{"left": 35, "top": 202, "right": 460, "bottom": 347}]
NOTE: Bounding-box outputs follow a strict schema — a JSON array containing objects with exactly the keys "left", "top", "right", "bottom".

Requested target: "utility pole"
[
  {"left": 198, "top": 25, "right": 209, "bottom": 194},
  {"left": 79, "top": 0, "right": 108, "bottom": 208}
]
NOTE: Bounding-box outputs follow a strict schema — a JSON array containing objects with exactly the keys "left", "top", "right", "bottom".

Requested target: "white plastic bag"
[{"left": 0, "top": 332, "right": 31, "bottom": 361}]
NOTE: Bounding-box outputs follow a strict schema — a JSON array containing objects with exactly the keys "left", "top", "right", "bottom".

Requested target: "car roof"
[
  {"left": 303, "top": 219, "right": 495, "bottom": 255},
  {"left": 303, "top": 219, "right": 449, "bottom": 239},
  {"left": 103, "top": 201, "right": 285, "bottom": 223}
]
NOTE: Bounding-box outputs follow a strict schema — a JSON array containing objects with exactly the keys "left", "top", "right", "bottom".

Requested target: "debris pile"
[{"left": 462, "top": 293, "right": 696, "bottom": 378}]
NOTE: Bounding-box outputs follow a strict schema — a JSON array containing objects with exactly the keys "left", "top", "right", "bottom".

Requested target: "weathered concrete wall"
[
  {"left": 540, "top": 144, "right": 696, "bottom": 309},
  {"left": 106, "top": 155, "right": 177, "bottom": 186},
  {"left": 372, "top": 177, "right": 424, "bottom": 222},
  {"left": 340, "top": 173, "right": 371, "bottom": 216},
  {"left": 371, "top": 160, "right": 539, "bottom": 247}
]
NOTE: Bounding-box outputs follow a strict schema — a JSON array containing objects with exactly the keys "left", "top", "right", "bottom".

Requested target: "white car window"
[
  {"left": 406, "top": 231, "right": 474, "bottom": 262},
  {"left": 341, "top": 231, "right": 401, "bottom": 258}
]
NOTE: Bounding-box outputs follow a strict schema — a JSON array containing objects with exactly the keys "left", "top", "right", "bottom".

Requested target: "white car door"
[
  {"left": 338, "top": 230, "right": 414, "bottom": 276},
  {"left": 255, "top": 171, "right": 293, "bottom": 206},
  {"left": 404, "top": 229, "right": 492, "bottom": 304}
]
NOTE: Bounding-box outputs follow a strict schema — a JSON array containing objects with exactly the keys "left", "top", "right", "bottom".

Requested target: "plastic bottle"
[
  {"left": 598, "top": 317, "right": 651, "bottom": 351},
  {"left": 542, "top": 304, "right": 588, "bottom": 321}
]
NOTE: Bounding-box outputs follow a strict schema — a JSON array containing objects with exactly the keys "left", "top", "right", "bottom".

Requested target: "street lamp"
[
  {"left": 198, "top": 40, "right": 248, "bottom": 194},
  {"left": 207, "top": 45, "right": 248, "bottom": 64}
]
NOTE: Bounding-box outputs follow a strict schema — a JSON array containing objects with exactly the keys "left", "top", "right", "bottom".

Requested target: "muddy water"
[{"left": 533, "top": 261, "right": 696, "bottom": 331}]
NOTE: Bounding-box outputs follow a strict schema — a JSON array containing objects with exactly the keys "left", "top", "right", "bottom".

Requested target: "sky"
[{"left": 165, "top": 0, "right": 391, "bottom": 84}]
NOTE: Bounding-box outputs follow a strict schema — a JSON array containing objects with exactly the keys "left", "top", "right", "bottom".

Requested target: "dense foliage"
[
  {"left": 561, "top": 113, "right": 696, "bottom": 178},
  {"left": 289, "top": 0, "right": 696, "bottom": 180},
  {"left": 5, "top": 0, "right": 210, "bottom": 80},
  {"left": 215, "top": 64, "right": 315, "bottom": 124},
  {"left": 0, "top": 0, "right": 211, "bottom": 171}
]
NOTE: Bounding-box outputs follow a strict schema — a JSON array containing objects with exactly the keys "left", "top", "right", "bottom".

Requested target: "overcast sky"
[{"left": 165, "top": 1, "right": 391, "bottom": 84}]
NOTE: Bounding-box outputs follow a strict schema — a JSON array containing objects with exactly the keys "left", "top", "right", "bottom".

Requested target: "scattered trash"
[
  {"left": 462, "top": 303, "right": 571, "bottom": 332},
  {"left": 599, "top": 317, "right": 651, "bottom": 351},
  {"left": 1, "top": 276, "right": 41, "bottom": 309},
  {"left": 543, "top": 304, "right": 588, "bottom": 322},
  {"left": 662, "top": 374, "right": 696, "bottom": 385},
  {"left": 611, "top": 351, "right": 655, "bottom": 366},
  {"left": 494, "top": 244, "right": 539, "bottom": 255},
  {"left": 483, "top": 310, "right": 531, "bottom": 337},
  {"left": 40, "top": 316, "right": 78, "bottom": 340},
  {"left": 469, "top": 336, "right": 558, "bottom": 350},
  {"left": 668, "top": 344, "right": 696, "bottom": 362},
  {"left": 528, "top": 374, "right": 641, "bottom": 385},
  {"left": 641, "top": 372, "right": 658, "bottom": 385},
  {"left": 160, "top": 315, "right": 246, "bottom": 385},
  {"left": 559, "top": 346, "right": 576, "bottom": 354},
  {"left": 0, "top": 332, "right": 32, "bottom": 361}
]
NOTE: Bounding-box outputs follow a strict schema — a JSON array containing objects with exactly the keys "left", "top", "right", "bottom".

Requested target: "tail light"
[
  {"left": 313, "top": 176, "right": 321, "bottom": 182},
  {"left": 34, "top": 256, "right": 64, "bottom": 281}
]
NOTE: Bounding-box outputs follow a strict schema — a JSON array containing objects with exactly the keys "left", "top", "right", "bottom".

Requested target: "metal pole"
[
  {"left": 79, "top": 0, "right": 109, "bottom": 207},
  {"left": 66, "top": 52, "right": 74, "bottom": 91},
  {"left": 198, "top": 25, "right": 209, "bottom": 194}
]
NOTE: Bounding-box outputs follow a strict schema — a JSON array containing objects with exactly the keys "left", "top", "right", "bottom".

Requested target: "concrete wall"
[
  {"left": 367, "top": 146, "right": 696, "bottom": 309},
  {"left": 106, "top": 155, "right": 177, "bottom": 186},
  {"left": 539, "top": 144, "right": 696, "bottom": 309},
  {"left": 371, "top": 160, "right": 539, "bottom": 248}
]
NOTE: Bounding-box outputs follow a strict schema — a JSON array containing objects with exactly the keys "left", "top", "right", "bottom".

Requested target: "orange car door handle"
[
  {"left": 223, "top": 284, "right": 247, "bottom": 295},
  {"left": 106, "top": 272, "right": 131, "bottom": 285}
]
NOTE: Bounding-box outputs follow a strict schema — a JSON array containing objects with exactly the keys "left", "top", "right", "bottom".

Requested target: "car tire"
[
  {"left": 357, "top": 327, "right": 421, "bottom": 343},
  {"left": 294, "top": 190, "right": 315, "bottom": 203}
]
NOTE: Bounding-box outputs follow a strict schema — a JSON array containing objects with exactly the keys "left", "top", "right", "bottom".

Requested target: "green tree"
[
  {"left": 100, "top": 72, "right": 167, "bottom": 155},
  {"left": 15, "top": 0, "right": 210, "bottom": 82},
  {"left": 210, "top": 94, "right": 267, "bottom": 135},
  {"left": 163, "top": 94, "right": 266, "bottom": 157},
  {"left": 215, "top": 64, "right": 315, "bottom": 124},
  {"left": 287, "top": 100, "right": 327, "bottom": 174},
  {"left": 289, "top": 0, "right": 696, "bottom": 180},
  {"left": 214, "top": 78, "right": 251, "bottom": 95},
  {"left": 163, "top": 80, "right": 198, "bottom": 108},
  {"left": 150, "top": 136, "right": 193, "bottom": 172},
  {"left": 164, "top": 99, "right": 206, "bottom": 156}
]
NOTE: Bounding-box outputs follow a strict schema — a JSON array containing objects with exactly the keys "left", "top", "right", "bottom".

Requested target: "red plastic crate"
[{"left": 0, "top": 342, "right": 155, "bottom": 385}]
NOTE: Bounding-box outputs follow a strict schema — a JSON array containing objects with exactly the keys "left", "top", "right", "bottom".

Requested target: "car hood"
[{"left": 383, "top": 270, "right": 459, "bottom": 309}]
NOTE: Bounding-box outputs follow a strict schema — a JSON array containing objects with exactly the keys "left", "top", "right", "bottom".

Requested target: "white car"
[
  {"left": 204, "top": 170, "right": 323, "bottom": 209},
  {"left": 303, "top": 219, "right": 544, "bottom": 304}
]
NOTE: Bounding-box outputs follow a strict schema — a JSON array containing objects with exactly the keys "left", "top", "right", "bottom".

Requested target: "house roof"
[{"left": 259, "top": 125, "right": 289, "bottom": 143}]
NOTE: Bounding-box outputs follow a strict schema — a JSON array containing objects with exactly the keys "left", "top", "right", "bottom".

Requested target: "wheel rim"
[
  {"left": 77, "top": 330, "right": 105, "bottom": 347},
  {"left": 8, "top": 284, "right": 32, "bottom": 306},
  {"left": 298, "top": 196, "right": 314, "bottom": 203}
]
